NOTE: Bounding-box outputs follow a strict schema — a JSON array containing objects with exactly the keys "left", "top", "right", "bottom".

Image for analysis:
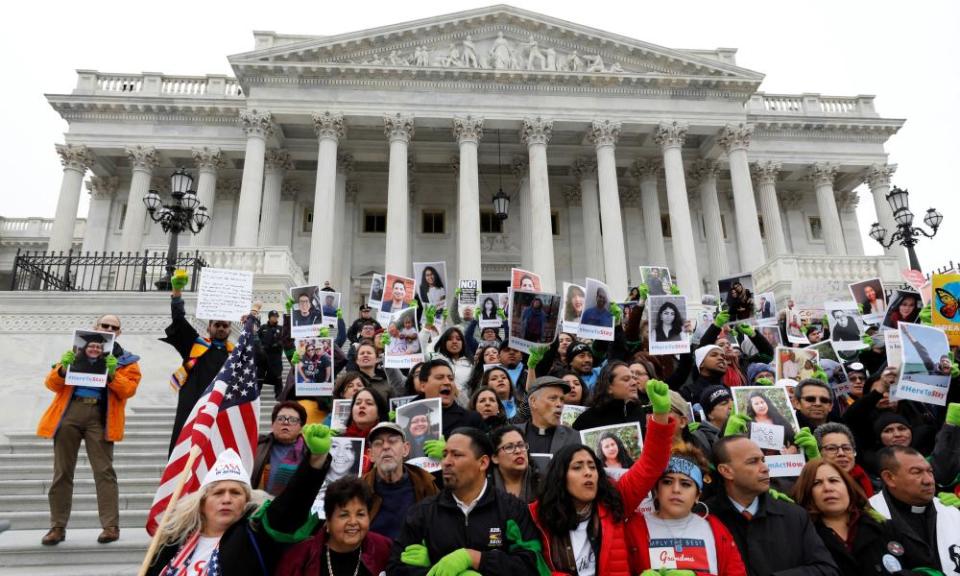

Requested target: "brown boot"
[
  {"left": 41, "top": 527, "right": 66, "bottom": 546},
  {"left": 97, "top": 526, "right": 120, "bottom": 544}
]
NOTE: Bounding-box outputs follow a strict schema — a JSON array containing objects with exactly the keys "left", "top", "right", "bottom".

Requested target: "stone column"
[
  {"left": 690, "top": 158, "right": 727, "bottom": 289},
  {"left": 751, "top": 161, "right": 788, "bottom": 257},
  {"left": 384, "top": 113, "right": 415, "bottom": 275},
  {"left": 119, "top": 145, "right": 159, "bottom": 254},
  {"left": 81, "top": 176, "right": 118, "bottom": 253},
  {"left": 192, "top": 147, "right": 224, "bottom": 247},
  {"left": 333, "top": 154, "right": 353, "bottom": 291},
  {"left": 309, "top": 112, "right": 345, "bottom": 284},
  {"left": 619, "top": 188, "right": 643, "bottom": 281},
  {"left": 865, "top": 164, "right": 907, "bottom": 267},
  {"left": 511, "top": 156, "right": 532, "bottom": 271},
  {"left": 520, "top": 117, "right": 556, "bottom": 292},
  {"left": 654, "top": 122, "right": 701, "bottom": 300},
  {"left": 563, "top": 185, "right": 585, "bottom": 280},
  {"left": 718, "top": 123, "right": 766, "bottom": 272},
  {"left": 234, "top": 110, "right": 274, "bottom": 246},
  {"left": 453, "top": 115, "right": 484, "bottom": 284},
  {"left": 589, "top": 120, "right": 628, "bottom": 299},
  {"left": 571, "top": 157, "right": 604, "bottom": 281},
  {"left": 811, "top": 162, "right": 846, "bottom": 255},
  {"left": 836, "top": 190, "right": 865, "bottom": 255},
  {"left": 631, "top": 158, "right": 667, "bottom": 266},
  {"left": 49, "top": 144, "right": 95, "bottom": 253},
  {"left": 339, "top": 182, "right": 359, "bottom": 299},
  {"left": 258, "top": 149, "right": 293, "bottom": 247}
]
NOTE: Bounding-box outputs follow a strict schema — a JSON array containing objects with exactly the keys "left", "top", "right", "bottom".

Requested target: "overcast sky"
[{"left": 2, "top": 0, "right": 957, "bottom": 271}]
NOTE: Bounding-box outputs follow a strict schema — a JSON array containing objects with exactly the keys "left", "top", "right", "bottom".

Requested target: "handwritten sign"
[
  {"left": 195, "top": 268, "right": 253, "bottom": 321},
  {"left": 458, "top": 280, "right": 478, "bottom": 307},
  {"left": 766, "top": 454, "right": 806, "bottom": 477},
  {"left": 884, "top": 329, "right": 902, "bottom": 368},
  {"left": 750, "top": 422, "right": 785, "bottom": 451}
]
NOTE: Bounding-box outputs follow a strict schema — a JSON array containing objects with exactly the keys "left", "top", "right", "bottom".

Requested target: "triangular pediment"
[{"left": 229, "top": 5, "right": 763, "bottom": 85}]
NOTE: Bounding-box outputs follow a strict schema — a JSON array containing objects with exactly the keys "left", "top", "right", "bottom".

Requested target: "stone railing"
[
  {"left": 0, "top": 217, "right": 85, "bottom": 239},
  {"left": 75, "top": 70, "right": 244, "bottom": 98},
  {"left": 144, "top": 245, "right": 306, "bottom": 286},
  {"left": 748, "top": 93, "right": 877, "bottom": 118},
  {"left": 753, "top": 254, "right": 902, "bottom": 301}
]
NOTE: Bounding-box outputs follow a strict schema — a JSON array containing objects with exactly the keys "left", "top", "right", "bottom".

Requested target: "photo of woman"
[
  {"left": 414, "top": 262, "right": 447, "bottom": 308},
  {"left": 310, "top": 436, "right": 364, "bottom": 519},
  {"left": 562, "top": 283, "right": 585, "bottom": 323},
  {"left": 733, "top": 386, "right": 799, "bottom": 453},
  {"left": 396, "top": 398, "right": 442, "bottom": 471},
  {"left": 578, "top": 422, "right": 643, "bottom": 479},
  {"left": 882, "top": 290, "right": 921, "bottom": 329},
  {"left": 520, "top": 297, "right": 547, "bottom": 342},
  {"left": 849, "top": 278, "right": 887, "bottom": 323},
  {"left": 480, "top": 295, "right": 498, "bottom": 319},
  {"left": 597, "top": 432, "right": 634, "bottom": 470},
  {"left": 647, "top": 295, "right": 691, "bottom": 355},
  {"left": 654, "top": 300, "right": 683, "bottom": 341}
]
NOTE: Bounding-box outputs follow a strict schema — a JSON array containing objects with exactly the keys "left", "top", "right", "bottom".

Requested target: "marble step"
[
  {"left": 4, "top": 508, "right": 149, "bottom": 530},
  {"left": 3, "top": 440, "right": 172, "bottom": 455},
  {"left": 0, "top": 477, "right": 159, "bottom": 496},
  {"left": 0, "top": 492, "right": 155, "bottom": 513},
  {"left": 0, "top": 452, "right": 168, "bottom": 472},
  {"left": 0, "top": 462, "right": 165, "bottom": 481},
  {"left": 0, "top": 528, "right": 148, "bottom": 569}
]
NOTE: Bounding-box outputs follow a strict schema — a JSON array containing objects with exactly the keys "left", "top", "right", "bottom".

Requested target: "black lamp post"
[
  {"left": 492, "top": 128, "right": 510, "bottom": 220},
  {"left": 868, "top": 185, "right": 942, "bottom": 272},
  {"left": 144, "top": 168, "right": 210, "bottom": 290}
]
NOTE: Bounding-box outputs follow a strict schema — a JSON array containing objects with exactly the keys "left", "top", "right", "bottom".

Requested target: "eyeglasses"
[
  {"left": 498, "top": 442, "right": 529, "bottom": 454},
  {"left": 801, "top": 396, "right": 831, "bottom": 405},
  {"left": 822, "top": 444, "right": 855, "bottom": 455},
  {"left": 275, "top": 416, "right": 301, "bottom": 425},
  {"left": 99, "top": 323, "right": 120, "bottom": 331}
]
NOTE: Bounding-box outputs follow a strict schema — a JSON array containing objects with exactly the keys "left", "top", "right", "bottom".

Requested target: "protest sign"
[
  {"left": 368, "top": 274, "right": 385, "bottom": 308},
  {"left": 577, "top": 278, "right": 615, "bottom": 341},
  {"left": 560, "top": 404, "right": 586, "bottom": 428},
  {"left": 751, "top": 422, "right": 785, "bottom": 451},
  {"left": 311, "top": 437, "right": 364, "bottom": 518},
  {"left": 561, "top": 282, "right": 586, "bottom": 334},
  {"left": 196, "top": 267, "right": 253, "bottom": 321},
  {"left": 579, "top": 422, "right": 643, "bottom": 477},
  {"left": 294, "top": 337, "right": 334, "bottom": 396},
  {"left": 65, "top": 330, "right": 116, "bottom": 388},
  {"left": 384, "top": 308, "right": 424, "bottom": 369},
  {"left": 477, "top": 293, "right": 503, "bottom": 329},
  {"left": 329, "top": 399, "right": 352, "bottom": 432},
  {"left": 896, "top": 323, "right": 951, "bottom": 406},
  {"left": 458, "top": 279, "right": 478, "bottom": 309},
  {"left": 825, "top": 300, "right": 866, "bottom": 352},
  {"left": 775, "top": 346, "right": 819, "bottom": 381},
  {"left": 932, "top": 273, "right": 960, "bottom": 346},
  {"left": 766, "top": 454, "right": 807, "bottom": 478},
  {"left": 648, "top": 295, "right": 691, "bottom": 355},
  {"left": 849, "top": 278, "right": 888, "bottom": 325},
  {"left": 414, "top": 261, "right": 448, "bottom": 309},
  {"left": 718, "top": 273, "right": 756, "bottom": 324},
  {"left": 396, "top": 398, "right": 442, "bottom": 472},
  {"left": 508, "top": 289, "right": 561, "bottom": 353},
  {"left": 639, "top": 266, "right": 672, "bottom": 296},
  {"left": 511, "top": 268, "right": 542, "bottom": 291},
  {"left": 290, "top": 285, "right": 324, "bottom": 338},
  {"left": 378, "top": 273, "right": 415, "bottom": 326}
]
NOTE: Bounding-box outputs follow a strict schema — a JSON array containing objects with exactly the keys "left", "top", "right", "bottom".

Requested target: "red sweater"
[
  {"left": 529, "top": 416, "right": 677, "bottom": 576},
  {"left": 627, "top": 513, "right": 747, "bottom": 576}
]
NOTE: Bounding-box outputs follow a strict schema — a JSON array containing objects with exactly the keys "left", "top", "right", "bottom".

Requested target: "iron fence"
[{"left": 9, "top": 249, "right": 205, "bottom": 292}]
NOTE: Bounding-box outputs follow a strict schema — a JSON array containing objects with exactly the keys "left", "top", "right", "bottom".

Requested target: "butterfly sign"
[{"left": 932, "top": 273, "right": 960, "bottom": 346}]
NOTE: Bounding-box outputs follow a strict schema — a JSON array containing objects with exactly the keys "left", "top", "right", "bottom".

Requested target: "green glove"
[
  {"left": 290, "top": 351, "right": 300, "bottom": 365},
  {"left": 455, "top": 287, "right": 462, "bottom": 298},
  {"left": 426, "top": 548, "right": 472, "bottom": 576},
  {"left": 952, "top": 358, "right": 960, "bottom": 379},
  {"left": 664, "top": 570, "right": 696, "bottom": 576},
  {"left": 713, "top": 309, "right": 730, "bottom": 328},
  {"left": 497, "top": 308, "right": 506, "bottom": 320},
  {"left": 380, "top": 333, "right": 391, "bottom": 347},
  {"left": 442, "top": 307, "right": 449, "bottom": 321},
  {"left": 736, "top": 323, "right": 755, "bottom": 337},
  {"left": 302, "top": 423, "right": 335, "bottom": 455},
  {"left": 388, "top": 410, "right": 396, "bottom": 423},
  {"left": 336, "top": 308, "right": 343, "bottom": 320},
  {"left": 687, "top": 422, "right": 701, "bottom": 433},
  {"left": 724, "top": 412, "right": 751, "bottom": 437},
  {"left": 822, "top": 315, "right": 830, "bottom": 329},
  {"left": 527, "top": 345, "right": 548, "bottom": 371},
  {"left": 794, "top": 427, "right": 821, "bottom": 460},
  {"left": 60, "top": 350, "right": 76, "bottom": 367},
  {"left": 638, "top": 284, "right": 649, "bottom": 300},
  {"left": 319, "top": 327, "right": 330, "bottom": 338},
  {"left": 400, "top": 541, "right": 430, "bottom": 568},
  {"left": 768, "top": 488, "right": 795, "bottom": 503},
  {"left": 812, "top": 367, "right": 829, "bottom": 384},
  {"left": 474, "top": 307, "right": 481, "bottom": 318},
  {"left": 105, "top": 354, "right": 118, "bottom": 378},
  {"left": 946, "top": 403, "right": 960, "bottom": 427},
  {"left": 938, "top": 492, "right": 960, "bottom": 507},
  {"left": 423, "top": 435, "right": 446, "bottom": 460},
  {"left": 647, "top": 379, "right": 671, "bottom": 415},
  {"left": 460, "top": 571, "right": 482, "bottom": 576},
  {"left": 756, "top": 377, "right": 774, "bottom": 387},
  {"left": 919, "top": 303, "right": 932, "bottom": 326},
  {"left": 640, "top": 571, "right": 661, "bottom": 576},
  {"left": 857, "top": 302, "right": 865, "bottom": 315},
  {"left": 424, "top": 304, "right": 437, "bottom": 326},
  {"left": 410, "top": 299, "right": 419, "bottom": 310},
  {"left": 285, "top": 297, "right": 295, "bottom": 313},
  {"left": 610, "top": 302, "right": 622, "bottom": 324},
  {"left": 670, "top": 284, "right": 680, "bottom": 296},
  {"left": 862, "top": 334, "right": 874, "bottom": 347},
  {"left": 170, "top": 269, "right": 189, "bottom": 292},
  {"left": 801, "top": 324, "right": 811, "bottom": 335}
]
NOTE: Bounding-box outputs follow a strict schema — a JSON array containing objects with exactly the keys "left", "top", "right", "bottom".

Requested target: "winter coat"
[
  {"left": 814, "top": 510, "right": 932, "bottom": 575},
  {"left": 572, "top": 398, "right": 646, "bottom": 431},
  {"left": 530, "top": 499, "right": 630, "bottom": 576},
  {"left": 870, "top": 489, "right": 960, "bottom": 575},
  {"left": 37, "top": 347, "right": 141, "bottom": 442},
  {"left": 361, "top": 463, "right": 438, "bottom": 521},
  {"left": 628, "top": 513, "right": 747, "bottom": 576},
  {"left": 274, "top": 526, "right": 392, "bottom": 576}
]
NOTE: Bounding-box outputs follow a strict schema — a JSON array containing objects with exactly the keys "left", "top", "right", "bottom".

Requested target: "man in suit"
[{"left": 515, "top": 376, "right": 581, "bottom": 475}]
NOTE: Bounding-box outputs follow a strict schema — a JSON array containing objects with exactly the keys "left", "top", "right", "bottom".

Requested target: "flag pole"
[{"left": 138, "top": 444, "right": 203, "bottom": 576}]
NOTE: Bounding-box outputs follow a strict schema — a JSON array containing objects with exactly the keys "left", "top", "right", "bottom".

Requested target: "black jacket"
[
  {"left": 679, "top": 371, "right": 724, "bottom": 404},
  {"left": 387, "top": 484, "right": 542, "bottom": 576},
  {"left": 814, "top": 512, "right": 931, "bottom": 576},
  {"left": 707, "top": 490, "right": 840, "bottom": 576},
  {"left": 433, "top": 399, "right": 485, "bottom": 436},
  {"left": 571, "top": 398, "right": 646, "bottom": 431}
]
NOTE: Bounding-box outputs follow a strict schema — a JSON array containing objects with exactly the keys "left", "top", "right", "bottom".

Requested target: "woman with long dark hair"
[
  {"left": 654, "top": 300, "right": 683, "bottom": 342},
  {"left": 528, "top": 381, "right": 677, "bottom": 576},
  {"left": 563, "top": 284, "right": 586, "bottom": 322},
  {"left": 417, "top": 265, "right": 445, "bottom": 305},
  {"left": 490, "top": 425, "right": 541, "bottom": 503},
  {"left": 745, "top": 391, "right": 797, "bottom": 449},
  {"left": 597, "top": 432, "right": 634, "bottom": 470},
  {"left": 480, "top": 365, "right": 518, "bottom": 419},
  {"left": 469, "top": 386, "right": 507, "bottom": 432},
  {"left": 572, "top": 361, "right": 643, "bottom": 431},
  {"left": 480, "top": 296, "right": 498, "bottom": 320},
  {"left": 423, "top": 325, "right": 474, "bottom": 404}
]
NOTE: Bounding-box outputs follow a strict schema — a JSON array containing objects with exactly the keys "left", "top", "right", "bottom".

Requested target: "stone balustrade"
[
  {"left": 753, "top": 254, "right": 902, "bottom": 302},
  {"left": 75, "top": 70, "right": 244, "bottom": 98},
  {"left": 748, "top": 93, "right": 877, "bottom": 117},
  {"left": 143, "top": 245, "right": 306, "bottom": 287},
  {"left": 0, "top": 217, "right": 85, "bottom": 239}
]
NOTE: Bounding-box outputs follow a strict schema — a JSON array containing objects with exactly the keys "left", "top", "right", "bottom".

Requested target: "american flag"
[{"left": 147, "top": 318, "right": 260, "bottom": 535}]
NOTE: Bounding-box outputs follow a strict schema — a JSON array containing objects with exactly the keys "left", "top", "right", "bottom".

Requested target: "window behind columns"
[
  {"left": 480, "top": 211, "right": 503, "bottom": 234},
  {"left": 363, "top": 210, "right": 387, "bottom": 234},
  {"left": 660, "top": 214, "right": 672, "bottom": 238},
  {"left": 421, "top": 210, "right": 445, "bottom": 234}
]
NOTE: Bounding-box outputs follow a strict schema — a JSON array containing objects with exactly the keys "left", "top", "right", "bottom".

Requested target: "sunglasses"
[
  {"left": 99, "top": 323, "right": 120, "bottom": 331},
  {"left": 801, "top": 396, "right": 831, "bottom": 405}
]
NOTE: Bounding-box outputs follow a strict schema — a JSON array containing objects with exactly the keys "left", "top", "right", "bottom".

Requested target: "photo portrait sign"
[
  {"left": 825, "top": 300, "right": 866, "bottom": 352},
  {"left": 414, "top": 261, "right": 448, "bottom": 309},
  {"left": 289, "top": 285, "right": 324, "bottom": 338},
  {"left": 368, "top": 273, "right": 385, "bottom": 308},
  {"left": 647, "top": 295, "right": 690, "bottom": 355},
  {"left": 579, "top": 422, "right": 643, "bottom": 479},
  {"left": 477, "top": 293, "right": 504, "bottom": 329},
  {"left": 896, "top": 323, "right": 951, "bottom": 406},
  {"left": 508, "top": 289, "right": 561, "bottom": 353},
  {"left": 561, "top": 282, "right": 586, "bottom": 334},
  {"left": 311, "top": 437, "right": 365, "bottom": 519},
  {"left": 396, "top": 398, "right": 442, "bottom": 472},
  {"left": 639, "top": 266, "right": 672, "bottom": 296},
  {"left": 378, "top": 273, "right": 416, "bottom": 326},
  {"left": 65, "top": 330, "right": 116, "bottom": 388},
  {"left": 294, "top": 337, "right": 334, "bottom": 396},
  {"left": 577, "top": 278, "right": 615, "bottom": 341},
  {"left": 384, "top": 308, "right": 423, "bottom": 369},
  {"left": 775, "top": 346, "right": 820, "bottom": 381},
  {"left": 196, "top": 267, "right": 253, "bottom": 321},
  {"left": 510, "top": 268, "right": 542, "bottom": 291},
  {"left": 848, "top": 278, "right": 888, "bottom": 325},
  {"left": 718, "top": 273, "right": 756, "bottom": 324}
]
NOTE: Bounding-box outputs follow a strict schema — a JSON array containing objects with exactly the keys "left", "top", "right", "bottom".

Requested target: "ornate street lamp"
[
  {"left": 492, "top": 128, "right": 510, "bottom": 220},
  {"left": 144, "top": 168, "right": 209, "bottom": 290},
  {"left": 869, "top": 186, "right": 942, "bottom": 272}
]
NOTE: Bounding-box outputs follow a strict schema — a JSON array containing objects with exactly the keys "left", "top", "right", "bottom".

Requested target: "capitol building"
[{"left": 2, "top": 4, "right": 908, "bottom": 307}]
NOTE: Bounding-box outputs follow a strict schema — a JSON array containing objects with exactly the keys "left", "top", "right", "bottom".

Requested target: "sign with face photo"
[
  {"left": 510, "top": 268, "right": 542, "bottom": 292},
  {"left": 849, "top": 278, "right": 888, "bottom": 325},
  {"left": 65, "top": 330, "right": 116, "bottom": 388},
  {"left": 807, "top": 341, "right": 850, "bottom": 396},
  {"left": 639, "top": 266, "right": 672, "bottom": 296},
  {"left": 329, "top": 399, "right": 352, "bottom": 433},
  {"left": 310, "top": 437, "right": 364, "bottom": 519},
  {"left": 396, "top": 398, "right": 442, "bottom": 472},
  {"left": 368, "top": 273, "right": 385, "bottom": 308},
  {"left": 775, "top": 346, "right": 820, "bottom": 382},
  {"left": 718, "top": 273, "right": 756, "bottom": 324},
  {"left": 294, "top": 337, "right": 334, "bottom": 396},
  {"left": 561, "top": 282, "right": 586, "bottom": 334},
  {"left": 384, "top": 308, "right": 423, "bottom": 369},
  {"left": 477, "top": 293, "right": 503, "bottom": 329},
  {"left": 784, "top": 298, "right": 810, "bottom": 345},
  {"left": 825, "top": 300, "right": 866, "bottom": 352},
  {"left": 731, "top": 386, "right": 805, "bottom": 476},
  {"left": 882, "top": 290, "right": 922, "bottom": 330},
  {"left": 508, "top": 289, "right": 561, "bottom": 352},
  {"left": 317, "top": 292, "right": 341, "bottom": 327},
  {"left": 413, "top": 261, "right": 448, "bottom": 309},
  {"left": 755, "top": 291, "right": 778, "bottom": 324},
  {"left": 896, "top": 323, "right": 952, "bottom": 406},
  {"left": 647, "top": 295, "right": 690, "bottom": 355},
  {"left": 378, "top": 273, "right": 416, "bottom": 326},
  {"left": 579, "top": 422, "right": 643, "bottom": 479},
  {"left": 290, "top": 285, "right": 324, "bottom": 338},
  {"left": 578, "top": 278, "right": 615, "bottom": 341}
]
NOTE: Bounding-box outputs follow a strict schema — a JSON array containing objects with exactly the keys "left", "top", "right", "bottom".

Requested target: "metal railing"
[{"left": 9, "top": 249, "right": 206, "bottom": 292}]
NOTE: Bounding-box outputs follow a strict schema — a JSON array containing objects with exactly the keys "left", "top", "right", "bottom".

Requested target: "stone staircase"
[{"left": 0, "top": 397, "right": 277, "bottom": 575}]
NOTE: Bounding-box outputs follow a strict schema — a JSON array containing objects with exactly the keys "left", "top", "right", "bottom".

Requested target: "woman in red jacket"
[
  {"left": 628, "top": 444, "right": 746, "bottom": 576},
  {"left": 529, "top": 380, "right": 676, "bottom": 576}
]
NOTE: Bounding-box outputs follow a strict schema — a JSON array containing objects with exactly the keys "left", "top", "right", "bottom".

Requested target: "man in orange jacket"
[{"left": 36, "top": 314, "right": 141, "bottom": 546}]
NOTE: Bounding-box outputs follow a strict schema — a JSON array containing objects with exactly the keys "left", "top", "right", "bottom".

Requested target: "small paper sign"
[
  {"left": 750, "top": 422, "right": 785, "bottom": 451},
  {"left": 560, "top": 404, "right": 586, "bottom": 428},
  {"left": 766, "top": 454, "right": 807, "bottom": 477},
  {"left": 196, "top": 268, "right": 254, "bottom": 321},
  {"left": 458, "top": 279, "right": 478, "bottom": 307}
]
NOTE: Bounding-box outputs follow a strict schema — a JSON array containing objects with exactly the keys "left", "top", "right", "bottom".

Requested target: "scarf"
[
  {"left": 170, "top": 337, "right": 234, "bottom": 393},
  {"left": 722, "top": 365, "right": 746, "bottom": 388},
  {"left": 159, "top": 531, "right": 221, "bottom": 576}
]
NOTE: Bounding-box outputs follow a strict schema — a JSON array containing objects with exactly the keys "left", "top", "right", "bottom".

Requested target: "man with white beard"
[{"left": 360, "top": 422, "right": 438, "bottom": 540}]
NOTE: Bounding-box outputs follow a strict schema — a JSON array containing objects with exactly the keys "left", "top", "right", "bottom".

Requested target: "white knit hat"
[
  {"left": 201, "top": 448, "right": 250, "bottom": 488},
  {"left": 694, "top": 345, "right": 721, "bottom": 370}
]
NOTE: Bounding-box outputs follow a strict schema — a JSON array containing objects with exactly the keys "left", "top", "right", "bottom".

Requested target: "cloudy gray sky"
[{"left": 2, "top": 0, "right": 957, "bottom": 271}]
